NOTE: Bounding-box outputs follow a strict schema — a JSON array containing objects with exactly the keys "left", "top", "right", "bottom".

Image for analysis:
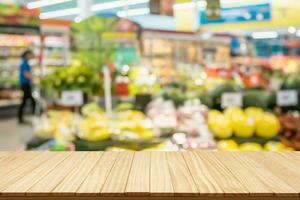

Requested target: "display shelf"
[
  {"left": 0, "top": 98, "right": 20, "bottom": 107},
  {"left": 0, "top": 151, "right": 299, "bottom": 199}
]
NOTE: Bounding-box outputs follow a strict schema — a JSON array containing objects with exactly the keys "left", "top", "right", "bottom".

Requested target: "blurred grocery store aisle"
[{"left": 0, "top": 118, "right": 33, "bottom": 150}]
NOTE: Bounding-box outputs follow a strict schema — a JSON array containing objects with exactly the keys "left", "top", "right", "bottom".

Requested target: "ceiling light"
[
  {"left": 117, "top": 8, "right": 150, "bottom": 18},
  {"left": 173, "top": 1, "right": 206, "bottom": 10},
  {"left": 27, "top": 0, "right": 72, "bottom": 9},
  {"left": 92, "top": 0, "right": 149, "bottom": 12},
  {"left": 40, "top": 8, "right": 80, "bottom": 19},
  {"left": 288, "top": 26, "right": 297, "bottom": 34},
  {"left": 251, "top": 31, "right": 278, "bottom": 39}
]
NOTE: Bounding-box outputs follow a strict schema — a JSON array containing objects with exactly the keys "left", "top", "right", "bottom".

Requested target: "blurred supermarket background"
[{"left": 1, "top": 0, "right": 300, "bottom": 151}]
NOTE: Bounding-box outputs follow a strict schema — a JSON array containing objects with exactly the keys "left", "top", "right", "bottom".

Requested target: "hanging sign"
[
  {"left": 61, "top": 90, "right": 84, "bottom": 107},
  {"left": 221, "top": 92, "right": 243, "bottom": 108},
  {"left": 277, "top": 90, "right": 298, "bottom": 106},
  {"left": 200, "top": 3, "right": 271, "bottom": 25},
  {"left": 205, "top": 0, "right": 221, "bottom": 19}
]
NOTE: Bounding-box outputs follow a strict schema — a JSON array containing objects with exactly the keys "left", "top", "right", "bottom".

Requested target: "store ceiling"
[{"left": 23, "top": 0, "right": 149, "bottom": 20}]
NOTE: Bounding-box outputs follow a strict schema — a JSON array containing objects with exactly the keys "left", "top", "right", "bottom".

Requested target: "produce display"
[
  {"left": 40, "top": 61, "right": 102, "bottom": 97},
  {"left": 34, "top": 62, "right": 300, "bottom": 152},
  {"left": 32, "top": 103, "right": 170, "bottom": 151},
  {"left": 278, "top": 113, "right": 300, "bottom": 150},
  {"left": 207, "top": 106, "right": 291, "bottom": 151}
]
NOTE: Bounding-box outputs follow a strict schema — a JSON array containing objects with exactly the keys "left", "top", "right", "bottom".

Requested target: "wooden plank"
[
  {"left": 26, "top": 152, "right": 88, "bottom": 196},
  {"left": 0, "top": 151, "right": 40, "bottom": 176},
  {"left": 166, "top": 152, "right": 198, "bottom": 196},
  {"left": 125, "top": 152, "right": 150, "bottom": 196},
  {"left": 100, "top": 152, "right": 134, "bottom": 197},
  {"left": 150, "top": 152, "right": 174, "bottom": 197},
  {"left": 247, "top": 152, "right": 300, "bottom": 194},
  {"left": 1, "top": 152, "right": 71, "bottom": 196},
  {"left": 0, "top": 152, "right": 50, "bottom": 192},
  {"left": 51, "top": 152, "right": 102, "bottom": 196},
  {"left": 0, "top": 151, "right": 299, "bottom": 199},
  {"left": 211, "top": 152, "right": 273, "bottom": 196},
  {"left": 0, "top": 151, "right": 14, "bottom": 161},
  {"left": 194, "top": 151, "right": 249, "bottom": 196},
  {"left": 182, "top": 151, "right": 224, "bottom": 196},
  {"left": 76, "top": 152, "right": 119, "bottom": 196},
  {"left": 1, "top": 196, "right": 300, "bottom": 200},
  {"left": 277, "top": 152, "right": 300, "bottom": 166},
  {"left": 231, "top": 152, "right": 298, "bottom": 196}
]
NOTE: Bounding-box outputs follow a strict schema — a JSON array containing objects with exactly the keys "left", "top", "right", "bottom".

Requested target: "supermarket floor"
[{"left": 0, "top": 118, "right": 33, "bottom": 150}]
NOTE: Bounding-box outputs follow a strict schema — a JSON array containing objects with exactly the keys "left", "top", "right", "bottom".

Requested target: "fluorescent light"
[
  {"left": 288, "top": 26, "right": 297, "bottom": 34},
  {"left": 92, "top": 0, "right": 149, "bottom": 12},
  {"left": 117, "top": 8, "right": 150, "bottom": 18},
  {"left": 39, "top": 0, "right": 149, "bottom": 19},
  {"left": 173, "top": 1, "right": 206, "bottom": 10},
  {"left": 251, "top": 31, "right": 278, "bottom": 39},
  {"left": 40, "top": 8, "right": 80, "bottom": 19},
  {"left": 27, "top": 0, "right": 72, "bottom": 9}
]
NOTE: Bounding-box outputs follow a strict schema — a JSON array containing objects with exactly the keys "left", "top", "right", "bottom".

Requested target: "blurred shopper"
[{"left": 18, "top": 50, "right": 35, "bottom": 124}]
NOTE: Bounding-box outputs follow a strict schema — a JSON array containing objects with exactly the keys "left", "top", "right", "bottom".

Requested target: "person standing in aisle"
[{"left": 18, "top": 50, "right": 36, "bottom": 124}]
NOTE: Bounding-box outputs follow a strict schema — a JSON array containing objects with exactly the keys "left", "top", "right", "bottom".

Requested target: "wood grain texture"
[
  {"left": 150, "top": 152, "right": 174, "bottom": 196},
  {"left": 76, "top": 152, "right": 119, "bottom": 196},
  {"left": 0, "top": 151, "right": 40, "bottom": 177},
  {"left": 1, "top": 152, "right": 71, "bottom": 196},
  {"left": 231, "top": 152, "right": 298, "bottom": 196},
  {"left": 194, "top": 151, "right": 249, "bottom": 195},
  {"left": 26, "top": 152, "right": 88, "bottom": 196},
  {"left": 182, "top": 151, "right": 224, "bottom": 196},
  {"left": 51, "top": 152, "right": 102, "bottom": 196},
  {"left": 247, "top": 152, "right": 300, "bottom": 194},
  {"left": 0, "top": 152, "right": 50, "bottom": 192},
  {"left": 0, "top": 151, "right": 299, "bottom": 199},
  {"left": 211, "top": 152, "right": 273, "bottom": 196},
  {"left": 125, "top": 152, "right": 150, "bottom": 196},
  {"left": 100, "top": 152, "right": 134, "bottom": 196},
  {"left": 166, "top": 152, "right": 198, "bottom": 196}
]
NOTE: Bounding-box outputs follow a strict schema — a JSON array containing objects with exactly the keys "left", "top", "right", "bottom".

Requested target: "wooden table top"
[{"left": 0, "top": 151, "right": 300, "bottom": 200}]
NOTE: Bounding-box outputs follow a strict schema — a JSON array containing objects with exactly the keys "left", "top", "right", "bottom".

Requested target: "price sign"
[
  {"left": 61, "top": 90, "right": 83, "bottom": 107},
  {"left": 277, "top": 90, "right": 298, "bottom": 106},
  {"left": 221, "top": 92, "right": 243, "bottom": 108}
]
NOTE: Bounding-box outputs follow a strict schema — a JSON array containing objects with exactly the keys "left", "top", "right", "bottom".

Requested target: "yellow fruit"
[
  {"left": 209, "top": 114, "right": 233, "bottom": 139},
  {"left": 217, "top": 140, "right": 238, "bottom": 151},
  {"left": 264, "top": 141, "right": 294, "bottom": 151},
  {"left": 232, "top": 114, "right": 255, "bottom": 138},
  {"left": 78, "top": 118, "right": 110, "bottom": 141},
  {"left": 207, "top": 110, "right": 222, "bottom": 127},
  {"left": 256, "top": 113, "right": 280, "bottom": 138},
  {"left": 224, "top": 107, "right": 244, "bottom": 121},
  {"left": 118, "top": 110, "right": 145, "bottom": 120},
  {"left": 245, "top": 107, "right": 264, "bottom": 115},
  {"left": 264, "top": 141, "right": 283, "bottom": 151},
  {"left": 137, "top": 130, "right": 155, "bottom": 139},
  {"left": 245, "top": 107, "right": 264, "bottom": 124},
  {"left": 239, "top": 143, "right": 262, "bottom": 151}
]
